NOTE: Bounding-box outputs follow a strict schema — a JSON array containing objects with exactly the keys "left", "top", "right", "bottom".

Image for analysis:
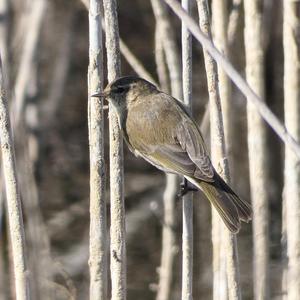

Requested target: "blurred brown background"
[{"left": 0, "top": 0, "right": 287, "bottom": 299}]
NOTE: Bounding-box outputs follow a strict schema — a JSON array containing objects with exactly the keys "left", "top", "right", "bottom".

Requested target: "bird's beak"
[
  {"left": 91, "top": 88, "right": 111, "bottom": 100},
  {"left": 91, "top": 91, "right": 106, "bottom": 98}
]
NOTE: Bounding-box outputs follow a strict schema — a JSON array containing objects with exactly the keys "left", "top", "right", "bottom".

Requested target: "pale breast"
[{"left": 124, "top": 93, "right": 182, "bottom": 152}]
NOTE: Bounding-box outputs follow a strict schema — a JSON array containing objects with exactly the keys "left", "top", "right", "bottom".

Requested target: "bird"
[{"left": 92, "top": 76, "right": 252, "bottom": 233}]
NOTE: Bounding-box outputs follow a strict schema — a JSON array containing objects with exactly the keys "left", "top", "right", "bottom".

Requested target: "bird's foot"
[{"left": 178, "top": 178, "right": 198, "bottom": 197}]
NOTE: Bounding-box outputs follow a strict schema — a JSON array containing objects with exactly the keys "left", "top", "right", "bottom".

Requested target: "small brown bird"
[{"left": 93, "top": 76, "right": 252, "bottom": 233}]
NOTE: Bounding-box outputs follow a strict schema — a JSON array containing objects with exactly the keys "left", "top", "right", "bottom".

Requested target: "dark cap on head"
[
  {"left": 109, "top": 76, "right": 157, "bottom": 90},
  {"left": 91, "top": 76, "right": 158, "bottom": 98}
]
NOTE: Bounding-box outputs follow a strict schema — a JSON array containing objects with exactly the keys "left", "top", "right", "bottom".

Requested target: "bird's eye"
[{"left": 114, "top": 86, "right": 126, "bottom": 94}]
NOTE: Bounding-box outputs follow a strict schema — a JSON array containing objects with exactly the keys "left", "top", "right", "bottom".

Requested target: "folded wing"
[{"left": 137, "top": 115, "right": 215, "bottom": 183}]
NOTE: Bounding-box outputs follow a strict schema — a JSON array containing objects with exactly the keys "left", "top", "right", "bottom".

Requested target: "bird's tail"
[{"left": 189, "top": 173, "right": 252, "bottom": 233}]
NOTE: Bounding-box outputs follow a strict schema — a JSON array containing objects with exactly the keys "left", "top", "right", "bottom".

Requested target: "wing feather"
[
  {"left": 176, "top": 120, "right": 214, "bottom": 181},
  {"left": 124, "top": 91, "right": 215, "bottom": 183}
]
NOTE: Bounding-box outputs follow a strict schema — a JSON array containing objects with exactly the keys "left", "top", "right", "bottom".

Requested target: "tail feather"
[
  {"left": 187, "top": 174, "right": 252, "bottom": 233},
  {"left": 214, "top": 173, "right": 252, "bottom": 223}
]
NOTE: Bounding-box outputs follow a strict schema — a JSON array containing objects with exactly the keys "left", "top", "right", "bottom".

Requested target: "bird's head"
[{"left": 92, "top": 76, "right": 158, "bottom": 114}]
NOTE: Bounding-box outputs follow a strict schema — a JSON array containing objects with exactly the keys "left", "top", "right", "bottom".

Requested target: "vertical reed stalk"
[
  {"left": 244, "top": 1, "right": 269, "bottom": 299},
  {"left": 181, "top": 0, "right": 193, "bottom": 299},
  {"left": 103, "top": 0, "right": 126, "bottom": 299},
  {"left": 0, "top": 56, "right": 30, "bottom": 299},
  {"left": 196, "top": 1, "right": 227, "bottom": 298},
  {"left": 283, "top": 1, "right": 300, "bottom": 299},
  {"left": 88, "top": 1, "right": 107, "bottom": 299},
  {"left": 212, "top": 1, "right": 241, "bottom": 299}
]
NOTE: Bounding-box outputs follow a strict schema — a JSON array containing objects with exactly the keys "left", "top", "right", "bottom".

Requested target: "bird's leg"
[{"left": 178, "top": 178, "right": 198, "bottom": 197}]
